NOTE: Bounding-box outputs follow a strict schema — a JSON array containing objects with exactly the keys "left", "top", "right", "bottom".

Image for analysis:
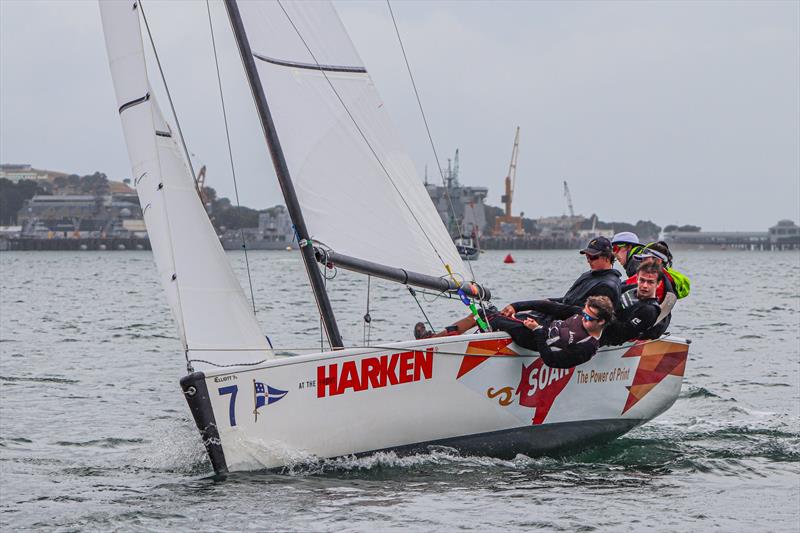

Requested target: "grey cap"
[
  {"left": 633, "top": 249, "right": 669, "bottom": 263},
  {"left": 611, "top": 231, "right": 640, "bottom": 246}
]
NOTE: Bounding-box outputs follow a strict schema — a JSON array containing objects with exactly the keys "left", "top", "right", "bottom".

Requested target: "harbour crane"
[
  {"left": 563, "top": 180, "right": 575, "bottom": 217},
  {"left": 492, "top": 127, "right": 525, "bottom": 236},
  {"left": 502, "top": 127, "right": 520, "bottom": 217},
  {"left": 195, "top": 165, "right": 209, "bottom": 208}
]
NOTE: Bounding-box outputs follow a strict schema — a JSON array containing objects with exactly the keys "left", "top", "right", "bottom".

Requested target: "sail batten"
[
  {"left": 253, "top": 52, "right": 366, "bottom": 73},
  {"left": 100, "top": 1, "right": 271, "bottom": 368}
]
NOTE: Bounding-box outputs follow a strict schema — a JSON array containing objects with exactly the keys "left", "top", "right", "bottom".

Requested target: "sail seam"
[
  {"left": 119, "top": 93, "right": 150, "bottom": 114},
  {"left": 253, "top": 52, "right": 366, "bottom": 73}
]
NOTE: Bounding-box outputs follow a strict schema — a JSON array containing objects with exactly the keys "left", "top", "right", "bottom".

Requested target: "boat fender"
[{"left": 180, "top": 372, "right": 229, "bottom": 476}]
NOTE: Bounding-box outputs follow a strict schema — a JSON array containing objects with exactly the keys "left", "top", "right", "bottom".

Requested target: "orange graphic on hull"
[
  {"left": 621, "top": 340, "right": 688, "bottom": 414},
  {"left": 487, "top": 386, "right": 515, "bottom": 406},
  {"left": 456, "top": 338, "right": 517, "bottom": 379}
]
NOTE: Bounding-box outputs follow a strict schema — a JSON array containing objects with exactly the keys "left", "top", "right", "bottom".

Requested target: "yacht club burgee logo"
[{"left": 253, "top": 380, "right": 288, "bottom": 422}]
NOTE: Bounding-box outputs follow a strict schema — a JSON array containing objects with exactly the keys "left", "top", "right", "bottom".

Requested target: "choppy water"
[{"left": 1, "top": 249, "right": 798, "bottom": 531}]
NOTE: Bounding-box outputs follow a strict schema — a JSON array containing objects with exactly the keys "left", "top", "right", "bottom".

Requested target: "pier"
[
  {"left": 6, "top": 237, "right": 151, "bottom": 251},
  {"left": 664, "top": 221, "right": 800, "bottom": 251}
]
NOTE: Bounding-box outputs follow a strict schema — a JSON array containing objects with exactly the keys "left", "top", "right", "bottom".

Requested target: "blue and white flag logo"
[{"left": 253, "top": 381, "right": 288, "bottom": 421}]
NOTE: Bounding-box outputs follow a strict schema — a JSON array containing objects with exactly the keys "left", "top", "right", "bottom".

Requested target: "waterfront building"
[
  {"left": 0, "top": 164, "right": 67, "bottom": 183},
  {"left": 769, "top": 220, "right": 800, "bottom": 247},
  {"left": 16, "top": 194, "right": 143, "bottom": 238}
]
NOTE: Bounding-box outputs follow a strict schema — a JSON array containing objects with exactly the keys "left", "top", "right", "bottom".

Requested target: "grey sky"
[{"left": 1, "top": 0, "right": 798, "bottom": 231}]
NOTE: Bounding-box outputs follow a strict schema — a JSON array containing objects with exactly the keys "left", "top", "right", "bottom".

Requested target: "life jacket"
[{"left": 664, "top": 268, "right": 690, "bottom": 299}]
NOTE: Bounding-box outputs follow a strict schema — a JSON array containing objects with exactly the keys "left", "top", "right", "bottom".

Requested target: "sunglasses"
[
  {"left": 612, "top": 244, "right": 627, "bottom": 253},
  {"left": 581, "top": 311, "right": 600, "bottom": 322},
  {"left": 585, "top": 254, "right": 602, "bottom": 261}
]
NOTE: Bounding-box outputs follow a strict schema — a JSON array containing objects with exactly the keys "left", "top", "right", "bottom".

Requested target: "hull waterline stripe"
[
  {"left": 253, "top": 52, "right": 366, "bottom": 73},
  {"left": 118, "top": 93, "right": 150, "bottom": 114}
]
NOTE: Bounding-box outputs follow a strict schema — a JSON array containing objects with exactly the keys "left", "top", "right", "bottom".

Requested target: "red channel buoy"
[{"left": 504, "top": 253, "right": 515, "bottom": 264}]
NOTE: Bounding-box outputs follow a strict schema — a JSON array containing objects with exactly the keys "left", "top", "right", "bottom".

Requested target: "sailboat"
[
  {"left": 100, "top": 0, "right": 690, "bottom": 474},
  {"left": 454, "top": 234, "right": 480, "bottom": 261}
]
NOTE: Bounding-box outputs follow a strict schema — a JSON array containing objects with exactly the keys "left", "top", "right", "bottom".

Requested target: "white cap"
[{"left": 611, "top": 231, "right": 640, "bottom": 245}]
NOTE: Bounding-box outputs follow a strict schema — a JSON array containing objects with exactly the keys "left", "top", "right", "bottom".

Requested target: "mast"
[{"left": 224, "top": 0, "right": 342, "bottom": 348}]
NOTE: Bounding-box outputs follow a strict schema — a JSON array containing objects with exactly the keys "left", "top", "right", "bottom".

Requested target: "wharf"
[
  {"left": 480, "top": 236, "right": 584, "bottom": 250},
  {"left": 5, "top": 237, "right": 151, "bottom": 251}
]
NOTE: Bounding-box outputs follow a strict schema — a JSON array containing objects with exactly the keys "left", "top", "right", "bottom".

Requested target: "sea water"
[{"left": 1, "top": 249, "right": 798, "bottom": 531}]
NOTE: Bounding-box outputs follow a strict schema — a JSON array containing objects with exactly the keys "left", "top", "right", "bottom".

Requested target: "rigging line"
[
  {"left": 363, "top": 275, "right": 372, "bottom": 346},
  {"left": 138, "top": 1, "right": 197, "bottom": 184},
  {"left": 275, "top": 0, "right": 448, "bottom": 270},
  {"left": 407, "top": 286, "right": 435, "bottom": 333},
  {"left": 205, "top": 0, "right": 257, "bottom": 315},
  {"left": 386, "top": 0, "right": 466, "bottom": 242},
  {"left": 319, "top": 248, "right": 330, "bottom": 352},
  {"left": 388, "top": 0, "right": 488, "bottom": 323}
]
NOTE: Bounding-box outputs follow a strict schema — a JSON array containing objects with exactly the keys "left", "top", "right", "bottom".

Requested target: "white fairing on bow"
[
  {"left": 99, "top": 1, "right": 270, "bottom": 368},
  {"left": 235, "top": 1, "right": 465, "bottom": 279}
]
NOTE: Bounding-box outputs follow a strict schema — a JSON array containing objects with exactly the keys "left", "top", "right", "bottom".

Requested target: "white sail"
[
  {"left": 99, "top": 1, "right": 270, "bottom": 368},
  {"left": 236, "top": 1, "right": 466, "bottom": 279}
]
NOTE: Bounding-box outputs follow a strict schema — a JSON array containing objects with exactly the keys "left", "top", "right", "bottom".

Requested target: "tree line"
[{"left": 0, "top": 172, "right": 258, "bottom": 231}]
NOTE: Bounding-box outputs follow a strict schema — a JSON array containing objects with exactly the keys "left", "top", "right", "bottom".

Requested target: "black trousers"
[{"left": 487, "top": 313, "right": 546, "bottom": 351}]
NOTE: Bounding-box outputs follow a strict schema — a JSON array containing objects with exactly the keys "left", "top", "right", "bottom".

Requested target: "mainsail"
[
  {"left": 233, "top": 1, "right": 466, "bottom": 280},
  {"left": 100, "top": 2, "right": 270, "bottom": 368}
]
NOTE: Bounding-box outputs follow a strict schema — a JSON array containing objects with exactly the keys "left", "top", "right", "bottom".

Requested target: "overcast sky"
[{"left": 1, "top": 0, "right": 798, "bottom": 231}]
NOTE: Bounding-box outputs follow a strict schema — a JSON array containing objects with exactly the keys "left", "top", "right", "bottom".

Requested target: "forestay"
[
  {"left": 236, "top": 1, "right": 466, "bottom": 279},
  {"left": 100, "top": 2, "right": 271, "bottom": 368}
]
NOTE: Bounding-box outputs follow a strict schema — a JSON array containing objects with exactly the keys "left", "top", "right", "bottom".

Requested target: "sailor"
[
  {"left": 492, "top": 296, "right": 614, "bottom": 368},
  {"left": 601, "top": 263, "right": 664, "bottom": 345},
  {"left": 624, "top": 242, "right": 682, "bottom": 334},
  {"left": 550, "top": 236, "right": 622, "bottom": 309},
  {"left": 413, "top": 237, "right": 620, "bottom": 340},
  {"left": 625, "top": 243, "right": 675, "bottom": 301},
  {"left": 611, "top": 231, "right": 644, "bottom": 277}
]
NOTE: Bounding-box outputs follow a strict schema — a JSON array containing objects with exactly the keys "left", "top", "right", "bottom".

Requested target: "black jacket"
[
  {"left": 551, "top": 268, "right": 622, "bottom": 309},
  {"left": 600, "top": 285, "right": 660, "bottom": 346}
]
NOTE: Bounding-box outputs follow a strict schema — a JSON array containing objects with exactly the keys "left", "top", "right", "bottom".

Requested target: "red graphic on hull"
[
  {"left": 456, "top": 338, "right": 516, "bottom": 379},
  {"left": 317, "top": 348, "right": 434, "bottom": 397},
  {"left": 621, "top": 341, "right": 689, "bottom": 414},
  {"left": 516, "top": 360, "right": 574, "bottom": 424}
]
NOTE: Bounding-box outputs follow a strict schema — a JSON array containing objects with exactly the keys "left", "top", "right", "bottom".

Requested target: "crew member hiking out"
[
  {"left": 492, "top": 295, "right": 614, "bottom": 368},
  {"left": 413, "top": 236, "right": 621, "bottom": 340}
]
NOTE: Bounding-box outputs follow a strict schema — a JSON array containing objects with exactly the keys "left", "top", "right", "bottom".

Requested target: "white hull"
[{"left": 182, "top": 332, "right": 689, "bottom": 473}]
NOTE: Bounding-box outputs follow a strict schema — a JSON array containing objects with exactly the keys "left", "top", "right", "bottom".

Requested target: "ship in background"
[
  {"left": 424, "top": 149, "right": 487, "bottom": 260},
  {"left": 219, "top": 205, "right": 295, "bottom": 251}
]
